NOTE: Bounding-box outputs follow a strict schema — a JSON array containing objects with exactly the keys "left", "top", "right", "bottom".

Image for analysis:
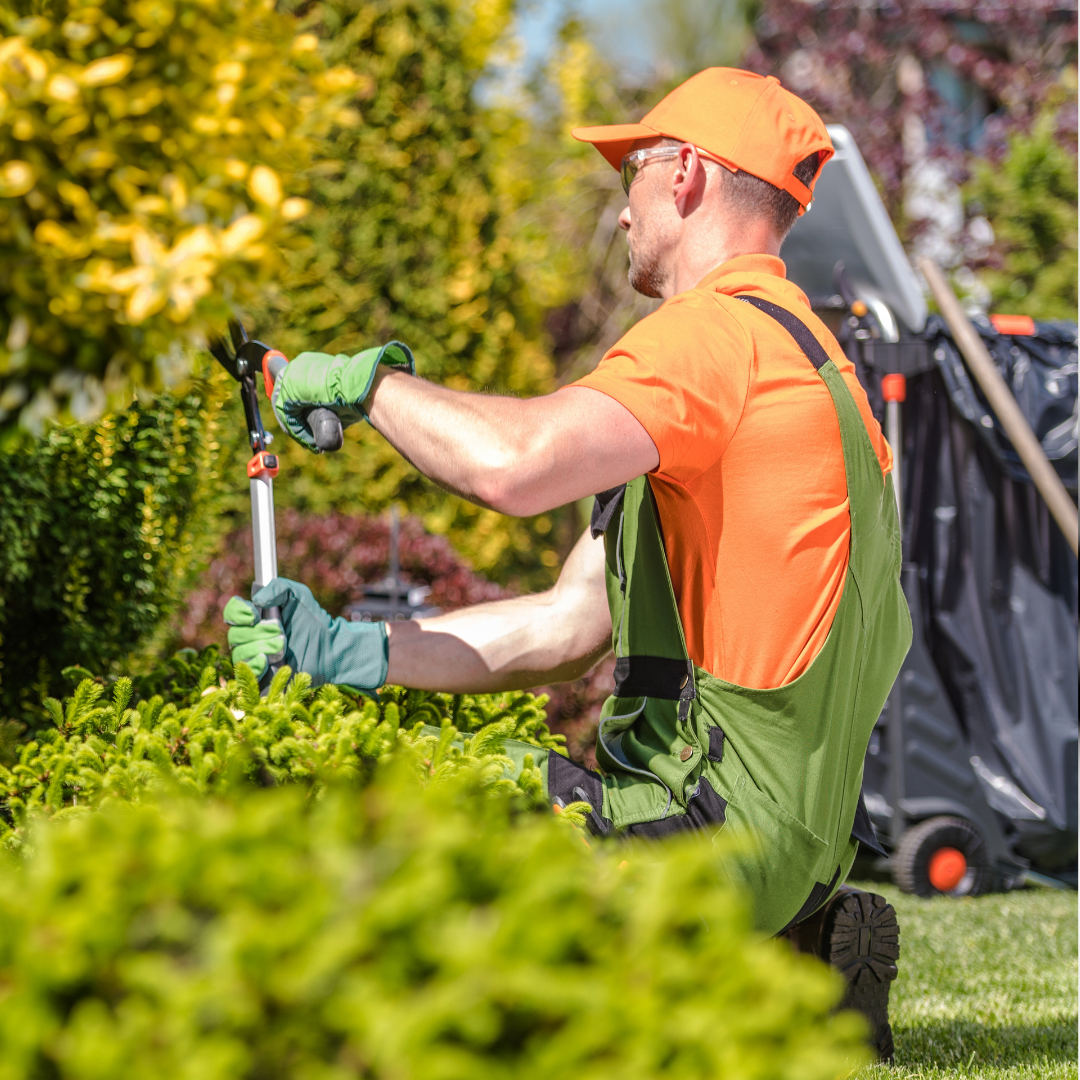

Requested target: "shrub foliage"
[
  {"left": 0, "top": 646, "right": 565, "bottom": 840},
  {"left": 0, "top": 634, "right": 872, "bottom": 1078},
  {"left": 0, "top": 375, "right": 231, "bottom": 720},
  {"left": 0, "top": 754, "right": 869, "bottom": 1080},
  {"left": 966, "top": 98, "right": 1079, "bottom": 321},
  {"left": 0, "top": 785, "right": 870, "bottom": 1079}
]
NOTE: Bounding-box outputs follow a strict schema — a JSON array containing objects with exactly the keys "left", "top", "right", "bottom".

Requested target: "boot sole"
[{"left": 823, "top": 890, "right": 900, "bottom": 1062}]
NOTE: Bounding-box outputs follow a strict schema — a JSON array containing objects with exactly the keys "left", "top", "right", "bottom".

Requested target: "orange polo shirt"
[{"left": 575, "top": 254, "right": 892, "bottom": 689}]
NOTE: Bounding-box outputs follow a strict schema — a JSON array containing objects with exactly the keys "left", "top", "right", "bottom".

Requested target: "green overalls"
[{"left": 512, "top": 298, "right": 911, "bottom": 936}]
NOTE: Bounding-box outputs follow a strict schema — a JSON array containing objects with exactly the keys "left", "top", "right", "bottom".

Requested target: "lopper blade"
[
  {"left": 208, "top": 333, "right": 240, "bottom": 380},
  {"left": 229, "top": 318, "right": 249, "bottom": 351},
  {"left": 209, "top": 318, "right": 257, "bottom": 382}
]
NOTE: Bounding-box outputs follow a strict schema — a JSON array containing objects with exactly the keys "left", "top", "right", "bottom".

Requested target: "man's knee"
[
  {"left": 624, "top": 777, "right": 727, "bottom": 839},
  {"left": 547, "top": 755, "right": 728, "bottom": 841}
]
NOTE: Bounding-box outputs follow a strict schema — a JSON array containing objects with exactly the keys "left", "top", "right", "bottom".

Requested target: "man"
[{"left": 225, "top": 69, "right": 910, "bottom": 1057}]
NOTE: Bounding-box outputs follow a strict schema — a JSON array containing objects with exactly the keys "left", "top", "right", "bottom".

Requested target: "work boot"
[{"left": 783, "top": 886, "right": 900, "bottom": 1062}]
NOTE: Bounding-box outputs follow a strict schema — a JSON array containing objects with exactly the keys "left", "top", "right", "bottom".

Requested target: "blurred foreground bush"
[
  {"left": 0, "top": 764, "right": 868, "bottom": 1079},
  {"left": 0, "top": 374, "right": 231, "bottom": 721},
  {"left": 0, "top": 635, "right": 871, "bottom": 1076}
]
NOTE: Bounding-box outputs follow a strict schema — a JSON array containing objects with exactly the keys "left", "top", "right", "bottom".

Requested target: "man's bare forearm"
[
  {"left": 385, "top": 594, "right": 610, "bottom": 692},
  {"left": 384, "top": 529, "right": 612, "bottom": 692}
]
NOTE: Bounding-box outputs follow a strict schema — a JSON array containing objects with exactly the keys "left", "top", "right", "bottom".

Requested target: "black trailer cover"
[{"left": 866, "top": 316, "right": 1077, "bottom": 874}]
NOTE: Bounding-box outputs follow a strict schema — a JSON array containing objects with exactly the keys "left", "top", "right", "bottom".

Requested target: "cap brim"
[{"left": 571, "top": 123, "right": 661, "bottom": 170}]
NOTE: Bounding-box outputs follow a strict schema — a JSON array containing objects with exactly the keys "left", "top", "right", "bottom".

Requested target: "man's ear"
[{"left": 671, "top": 143, "right": 707, "bottom": 216}]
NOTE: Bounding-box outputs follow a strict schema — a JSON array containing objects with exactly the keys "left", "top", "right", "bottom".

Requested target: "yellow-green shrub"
[
  {"left": 0, "top": 650, "right": 563, "bottom": 839},
  {"left": 0, "top": 645, "right": 872, "bottom": 1077},
  {"left": 0, "top": 0, "right": 350, "bottom": 440}
]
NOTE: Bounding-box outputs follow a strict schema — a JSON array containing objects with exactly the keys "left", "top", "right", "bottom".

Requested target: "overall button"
[{"left": 679, "top": 745, "right": 693, "bottom": 762}]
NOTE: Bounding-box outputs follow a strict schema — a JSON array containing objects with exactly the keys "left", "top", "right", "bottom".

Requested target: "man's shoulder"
[
  {"left": 705, "top": 276, "right": 848, "bottom": 359},
  {"left": 614, "top": 286, "right": 754, "bottom": 356},
  {"left": 640, "top": 273, "right": 822, "bottom": 335}
]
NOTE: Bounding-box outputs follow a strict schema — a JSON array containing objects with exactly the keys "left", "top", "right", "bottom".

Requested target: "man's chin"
[{"left": 628, "top": 263, "right": 665, "bottom": 299}]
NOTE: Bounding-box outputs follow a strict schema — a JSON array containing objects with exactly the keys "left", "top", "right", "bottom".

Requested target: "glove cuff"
[
  {"left": 358, "top": 340, "right": 415, "bottom": 423},
  {"left": 334, "top": 617, "right": 390, "bottom": 694}
]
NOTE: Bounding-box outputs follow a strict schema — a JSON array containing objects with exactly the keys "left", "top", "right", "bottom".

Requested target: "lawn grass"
[{"left": 853, "top": 882, "right": 1077, "bottom": 1079}]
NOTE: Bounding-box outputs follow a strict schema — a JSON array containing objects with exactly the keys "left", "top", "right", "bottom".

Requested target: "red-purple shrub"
[
  {"left": 540, "top": 654, "right": 615, "bottom": 771},
  {"left": 174, "top": 510, "right": 510, "bottom": 650}
]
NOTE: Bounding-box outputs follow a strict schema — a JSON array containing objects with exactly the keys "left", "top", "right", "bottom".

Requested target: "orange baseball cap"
[{"left": 572, "top": 67, "right": 834, "bottom": 211}]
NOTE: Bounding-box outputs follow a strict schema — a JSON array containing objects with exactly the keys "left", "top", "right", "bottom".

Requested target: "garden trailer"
[{"left": 782, "top": 126, "right": 1078, "bottom": 897}]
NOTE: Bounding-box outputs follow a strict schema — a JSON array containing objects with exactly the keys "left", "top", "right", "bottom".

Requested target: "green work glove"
[
  {"left": 271, "top": 341, "right": 414, "bottom": 451},
  {"left": 223, "top": 578, "right": 388, "bottom": 691}
]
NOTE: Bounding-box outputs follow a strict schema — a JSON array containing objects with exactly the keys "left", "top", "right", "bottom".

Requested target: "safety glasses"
[
  {"left": 619, "top": 146, "right": 681, "bottom": 196},
  {"left": 619, "top": 145, "right": 726, "bottom": 196}
]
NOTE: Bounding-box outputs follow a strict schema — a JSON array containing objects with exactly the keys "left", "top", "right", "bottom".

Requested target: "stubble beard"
[{"left": 627, "top": 216, "right": 668, "bottom": 299}]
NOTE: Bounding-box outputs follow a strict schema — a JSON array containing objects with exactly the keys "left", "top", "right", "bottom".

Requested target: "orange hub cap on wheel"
[{"left": 928, "top": 846, "right": 967, "bottom": 891}]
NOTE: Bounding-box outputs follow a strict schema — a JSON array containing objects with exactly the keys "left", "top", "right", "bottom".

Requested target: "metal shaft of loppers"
[
  {"left": 251, "top": 468, "right": 278, "bottom": 589},
  {"left": 251, "top": 343, "right": 283, "bottom": 591},
  {"left": 251, "top": 351, "right": 340, "bottom": 588}
]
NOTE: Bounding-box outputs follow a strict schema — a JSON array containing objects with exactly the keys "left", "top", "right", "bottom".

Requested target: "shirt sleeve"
[{"left": 573, "top": 292, "right": 753, "bottom": 483}]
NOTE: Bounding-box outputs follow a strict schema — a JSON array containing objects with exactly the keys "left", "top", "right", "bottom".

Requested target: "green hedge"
[
  {"left": 0, "top": 772, "right": 869, "bottom": 1079},
  {"left": 0, "top": 648, "right": 872, "bottom": 1076},
  {"left": 0, "top": 647, "right": 564, "bottom": 841},
  {"left": 0, "top": 376, "right": 231, "bottom": 721}
]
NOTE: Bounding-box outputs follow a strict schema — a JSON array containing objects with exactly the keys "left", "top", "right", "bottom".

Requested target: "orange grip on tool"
[
  {"left": 259, "top": 347, "right": 344, "bottom": 453},
  {"left": 261, "top": 349, "right": 288, "bottom": 398},
  {"left": 247, "top": 450, "right": 279, "bottom": 479}
]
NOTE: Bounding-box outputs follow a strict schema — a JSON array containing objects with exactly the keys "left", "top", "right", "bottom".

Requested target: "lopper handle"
[
  {"left": 308, "top": 407, "right": 345, "bottom": 452},
  {"left": 263, "top": 352, "right": 344, "bottom": 453},
  {"left": 260, "top": 603, "right": 286, "bottom": 688}
]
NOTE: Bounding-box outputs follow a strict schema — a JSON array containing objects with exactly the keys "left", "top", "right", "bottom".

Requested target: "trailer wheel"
[{"left": 893, "top": 816, "right": 993, "bottom": 897}]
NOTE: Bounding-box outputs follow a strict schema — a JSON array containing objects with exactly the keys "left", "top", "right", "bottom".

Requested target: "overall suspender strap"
[
  {"left": 735, "top": 295, "right": 832, "bottom": 370},
  {"left": 600, "top": 476, "right": 696, "bottom": 713},
  {"left": 735, "top": 293, "right": 901, "bottom": 613}
]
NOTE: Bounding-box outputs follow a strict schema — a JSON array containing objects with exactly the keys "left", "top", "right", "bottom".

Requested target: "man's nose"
[{"left": 618, "top": 205, "right": 631, "bottom": 231}]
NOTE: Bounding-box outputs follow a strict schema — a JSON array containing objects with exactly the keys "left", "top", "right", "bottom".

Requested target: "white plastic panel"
[{"left": 781, "top": 124, "right": 928, "bottom": 334}]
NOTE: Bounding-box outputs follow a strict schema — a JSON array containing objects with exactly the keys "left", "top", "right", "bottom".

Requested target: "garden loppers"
[{"left": 210, "top": 320, "right": 344, "bottom": 686}]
